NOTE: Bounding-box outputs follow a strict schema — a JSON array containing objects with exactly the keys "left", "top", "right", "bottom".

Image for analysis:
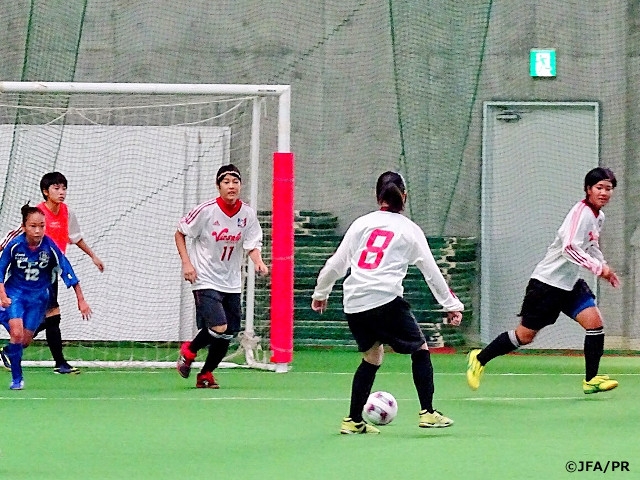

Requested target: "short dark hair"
[
  {"left": 40, "top": 172, "right": 68, "bottom": 199},
  {"left": 584, "top": 167, "right": 617, "bottom": 191},
  {"left": 215, "top": 164, "right": 242, "bottom": 185},
  {"left": 375, "top": 171, "right": 406, "bottom": 213}
]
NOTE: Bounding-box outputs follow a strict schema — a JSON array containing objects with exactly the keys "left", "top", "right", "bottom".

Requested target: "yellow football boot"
[
  {"left": 466, "top": 349, "right": 484, "bottom": 390},
  {"left": 419, "top": 409, "right": 454, "bottom": 428},
  {"left": 340, "top": 417, "right": 380, "bottom": 434},
  {"left": 583, "top": 375, "right": 618, "bottom": 394}
]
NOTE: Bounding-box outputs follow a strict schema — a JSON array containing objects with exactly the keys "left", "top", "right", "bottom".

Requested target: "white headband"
[{"left": 217, "top": 171, "right": 241, "bottom": 183}]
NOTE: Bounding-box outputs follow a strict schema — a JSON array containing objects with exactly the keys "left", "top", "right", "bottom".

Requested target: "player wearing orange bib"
[
  {"left": 37, "top": 200, "right": 70, "bottom": 250},
  {"left": 1, "top": 172, "right": 104, "bottom": 374}
]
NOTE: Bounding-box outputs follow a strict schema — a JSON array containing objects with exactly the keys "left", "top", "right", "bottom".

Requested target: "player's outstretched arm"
[
  {"left": 50, "top": 237, "right": 91, "bottom": 319},
  {"left": 75, "top": 239, "right": 105, "bottom": 272},
  {"left": 72, "top": 283, "right": 92, "bottom": 320}
]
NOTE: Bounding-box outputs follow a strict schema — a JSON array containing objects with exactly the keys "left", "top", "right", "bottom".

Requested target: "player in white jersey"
[
  {"left": 312, "top": 171, "right": 464, "bottom": 434},
  {"left": 467, "top": 167, "right": 620, "bottom": 394},
  {"left": 175, "top": 164, "right": 268, "bottom": 388}
]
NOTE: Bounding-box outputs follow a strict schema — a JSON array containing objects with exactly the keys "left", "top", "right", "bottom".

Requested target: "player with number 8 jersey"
[
  {"left": 312, "top": 171, "right": 463, "bottom": 434},
  {"left": 315, "top": 218, "right": 462, "bottom": 315}
]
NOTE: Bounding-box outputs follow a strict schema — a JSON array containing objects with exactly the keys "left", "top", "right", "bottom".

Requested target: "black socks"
[
  {"left": 477, "top": 331, "right": 520, "bottom": 365},
  {"left": 584, "top": 327, "right": 604, "bottom": 381},
  {"left": 349, "top": 360, "right": 380, "bottom": 422},
  {"left": 202, "top": 337, "right": 231, "bottom": 373},
  {"left": 43, "top": 314, "right": 66, "bottom": 366},
  {"left": 411, "top": 349, "right": 434, "bottom": 412}
]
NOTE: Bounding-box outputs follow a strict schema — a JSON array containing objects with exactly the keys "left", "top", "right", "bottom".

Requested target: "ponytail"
[{"left": 375, "top": 171, "right": 406, "bottom": 213}]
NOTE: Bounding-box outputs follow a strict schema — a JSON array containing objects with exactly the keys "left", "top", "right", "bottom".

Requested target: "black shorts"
[
  {"left": 193, "top": 289, "right": 241, "bottom": 335},
  {"left": 346, "top": 297, "right": 426, "bottom": 354},
  {"left": 519, "top": 278, "right": 596, "bottom": 331},
  {"left": 47, "top": 280, "right": 59, "bottom": 310}
]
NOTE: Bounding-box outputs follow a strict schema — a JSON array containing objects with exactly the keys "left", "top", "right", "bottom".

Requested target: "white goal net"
[{"left": 0, "top": 82, "right": 291, "bottom": 370}]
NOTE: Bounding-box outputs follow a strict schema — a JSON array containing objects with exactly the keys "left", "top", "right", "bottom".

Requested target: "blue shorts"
[{"left": 3, "top": 287, "right": 50, "bottom": 332}]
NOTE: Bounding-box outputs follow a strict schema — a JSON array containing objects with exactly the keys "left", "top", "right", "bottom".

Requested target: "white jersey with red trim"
[
  {"left": 177, "top": 198, "right": 263, "bottom": 293},
  {"left": 531, "top": 199, "right": 606, "bottom": 291},
  {"left": 312, "top": 210, "right": 464, "bottom": 314}
]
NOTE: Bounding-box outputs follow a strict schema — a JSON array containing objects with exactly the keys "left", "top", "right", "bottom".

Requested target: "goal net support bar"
[
  {"left": 0, "top": 81, "right": 293, "bottom": 372},
  {"left": 271, "top": 152, "right": 295, "bottom": 371}
]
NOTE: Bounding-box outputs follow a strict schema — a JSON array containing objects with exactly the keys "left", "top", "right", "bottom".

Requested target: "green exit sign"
[{"left": 530, "top": 49, "right": 556, "bottom": 77}]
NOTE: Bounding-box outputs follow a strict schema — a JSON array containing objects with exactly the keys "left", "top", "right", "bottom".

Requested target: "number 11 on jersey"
[{"left": 220, "top": 245, "right": 234, "bottom": 261}]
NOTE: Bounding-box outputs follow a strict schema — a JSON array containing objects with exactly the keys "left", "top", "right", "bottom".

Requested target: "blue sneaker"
[
  {"left": 54, "top": 363, "right": 80, "bottom": 375},
  {"left": 0, "top": 347, "right": 10, "bottom": 371},
  {"left": 9, "top": 378, "right": 24, "bottom": 390}
]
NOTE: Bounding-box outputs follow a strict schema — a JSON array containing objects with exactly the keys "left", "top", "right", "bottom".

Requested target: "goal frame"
[{"left": 0, "top": 81, "right": 294, "bottom": 372}]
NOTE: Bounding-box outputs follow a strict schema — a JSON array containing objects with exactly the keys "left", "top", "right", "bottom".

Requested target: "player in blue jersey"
[
  {"left": 0, "top": 204, "right": 91, "bottom": 389},
  {"left": 1, "top": 172, "right": 104, "bottom": 374}
]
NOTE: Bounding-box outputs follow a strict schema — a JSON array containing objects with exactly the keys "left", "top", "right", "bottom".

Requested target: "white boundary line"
[
  {"left": 0, "top": 395, "right": 588, "bottom": 402},
  {"left": 11, "top": 370, "right": 640, "bottom": 376}
]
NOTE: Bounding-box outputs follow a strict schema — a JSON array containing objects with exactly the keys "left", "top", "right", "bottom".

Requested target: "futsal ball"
[{"left": 362, "top": 391, "right": 398, "bottom": 425}]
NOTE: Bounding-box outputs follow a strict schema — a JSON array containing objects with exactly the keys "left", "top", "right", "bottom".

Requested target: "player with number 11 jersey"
[
  {"left": 175, "top": 164, "right": 268, "bottom": 390},
  {"left": 177, "top": 196, "right": 262, "bottom": 294}
]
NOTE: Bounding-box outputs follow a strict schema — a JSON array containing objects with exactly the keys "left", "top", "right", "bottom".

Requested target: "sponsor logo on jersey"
[
  {"left": 213, "top": 220, "right": 220, "bottom": 226},
  {"left": 15, "top": 251, "right": 50, "bottom": 270},
  {"left": 211, "top": 228, "right": 242, "bottom": 242},
  {"left": 237, "top": 217, "right": 247, "bottom": 228}
]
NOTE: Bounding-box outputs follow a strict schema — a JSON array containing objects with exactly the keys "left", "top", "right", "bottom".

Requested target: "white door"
[{"left": 481, "top": 102, "right": 599, "bottom": 348}]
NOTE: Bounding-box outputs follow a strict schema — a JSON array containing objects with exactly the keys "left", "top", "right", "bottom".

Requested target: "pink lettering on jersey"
[{"left": 211, "top": 228, "right": 242, "bottom": 242}]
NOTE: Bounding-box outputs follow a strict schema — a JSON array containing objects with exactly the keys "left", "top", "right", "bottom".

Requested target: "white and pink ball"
[{"left": 362, "top": 391, "right": 398, "bottom": 425}]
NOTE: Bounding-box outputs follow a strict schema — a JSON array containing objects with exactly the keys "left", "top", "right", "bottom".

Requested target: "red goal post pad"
[{"left": 270, "top": 152, "right": 294, "bottom": 365}]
